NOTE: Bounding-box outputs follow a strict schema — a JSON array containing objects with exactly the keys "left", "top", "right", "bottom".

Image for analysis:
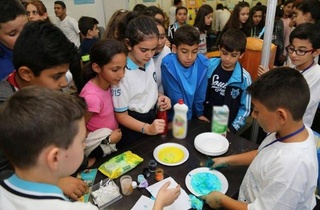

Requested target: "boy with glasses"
[{"left": 286, "top": 23, "right": 320, "bottom": 127}]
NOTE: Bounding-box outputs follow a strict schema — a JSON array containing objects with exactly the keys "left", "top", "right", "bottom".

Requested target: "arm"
[
  {"left": 152, "top": 181, "right": 181, "bottom": 210},
  {"left": 57, "top": 176, "right": 88, "bottom": 200},
  {"left": 212, "top": 149, "right": 258, "bottom": 169},
  {"left": 202, "top": 191, "right": 248, "bottom": 210},
  {"left": 230, "top": 70, "right": 252, "bottom": 132}
]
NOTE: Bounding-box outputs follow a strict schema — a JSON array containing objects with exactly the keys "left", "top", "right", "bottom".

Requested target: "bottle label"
[
  {"left": 212, "top": 105, "right": 229, "bottom": 135},
  {"left": 173, "top": 115, "right": 186, "bottom": 137}
]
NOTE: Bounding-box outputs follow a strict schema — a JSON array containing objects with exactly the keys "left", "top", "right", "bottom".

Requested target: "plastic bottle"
[
  {"left": 157, "top": 107, "right": 168, "bottom": 138},
  {"left": 172, "top": 99, "right": 188, "bottom": 139},
  {"left": 211, "top": 105, "right": 229, "bottom": 136}
]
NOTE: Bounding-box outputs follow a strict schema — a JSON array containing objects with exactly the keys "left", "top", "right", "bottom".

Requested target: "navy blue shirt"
[{"left": 0, "top": 43, "right": 14, "bottom": 80}]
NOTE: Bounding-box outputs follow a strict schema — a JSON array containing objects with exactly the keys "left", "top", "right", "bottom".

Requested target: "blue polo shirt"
[{"left": 0, "top": 43, "right": 14, "bottom": 80}]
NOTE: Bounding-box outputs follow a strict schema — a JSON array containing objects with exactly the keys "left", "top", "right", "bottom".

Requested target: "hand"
[
  {"left": 257, "top": 65, "right": 269, "bottom": 76},
  {"left": 198, "top": 115, "right": 210, "bottom": 123},
  {"left": 57, "top": 176, "right": 88, "bottom": 200},
  {"left": 201, "top": 191, "right": 224, "bottom": 209},
  {"left": 210, "top": 157, "right": 228, "bottom": 170},
  {"left": 153, "top": 181, "right": 181, "bottom": 210},
  {"left": 146, "top": 119, "right": 165, "bottom": 135},
  {"left": 110, "top": 128, "right": 122, "bottom": 144},
  {"left": 158, "top": 95, "right": 171, "bottom": 111}
]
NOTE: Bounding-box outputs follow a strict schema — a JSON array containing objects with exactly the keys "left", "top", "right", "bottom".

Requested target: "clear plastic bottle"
[
  {"left": 172, "top": 99, "right": 188, "bottom": 139},
  {"left": 211, "top": 105, "right": 229, "bottom": 136}
]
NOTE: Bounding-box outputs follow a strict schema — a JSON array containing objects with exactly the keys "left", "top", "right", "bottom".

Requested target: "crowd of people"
[{"left": 0, "top": 0, "right": 320, "bottom": 209}]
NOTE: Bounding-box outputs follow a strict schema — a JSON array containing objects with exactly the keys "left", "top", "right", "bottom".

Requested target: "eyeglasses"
[{"left": 285, "top": 45, "right": 314, "bottom": 56}]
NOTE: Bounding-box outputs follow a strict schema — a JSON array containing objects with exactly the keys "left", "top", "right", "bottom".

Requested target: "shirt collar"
[{"left": 126, "top": 57, "right": 150, "bottom": 71}]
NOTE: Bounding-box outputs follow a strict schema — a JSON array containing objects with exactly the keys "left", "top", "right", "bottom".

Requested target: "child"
[
  {"left": 204, "top": 29, "right": 252, "bottom": 133},
  {"left": 161, "top": 25, "right": 209, "bottom": 122},
  {"left": 112, "top": 16, "right": 171, "bottom": 148},
  {"left": 25, "top": 0, "right": 51, "bottom": 22},
  {"left": 202, "top": 67, "right": 318, "bottom": 210},
  {"left": 217, "top": 1, "right": 250, "bottom": 44},
  {"left": 0, "top": 0, "right": 28, "bottom": 80},
  {"left": 78, "top": 16, "right": 99, "bottom": 62},
  {"left": 292, "top": 0, "right": 320, "bottom": 27},
  {"left": 153, "top": 19, "right": 171, "bottom": 94},
  {"left": 80, "top": 39, "right": 127, "bottom": 158},
  {"left": 281, "top": 0, "right": 294, "bottom": 59},
  {"left": 0, "top": 21, "right": 87, "bottom": 201},
  {"left": 249, "top": 5, "right": 265, "bottom": 38},
  {"left": 169, "top": 0, "right": 183, "bottom": 25},
  {"left": 0, "top": 87, "right": 98, "bottom": 210},
  {"left": 193, "top": 4, "right": 213, "bottom": 55},
  {"left": 214, "top": 3, "right": 231, "bottom": 37},
  {"left": 286, "top": 23, "right": 320, "bottom": 127},
  {"left": 168, "top": 6, "right": 188, "bottom": 45},
  {"left": 103, "top": 9, "right": 129, "bottom": 40}
]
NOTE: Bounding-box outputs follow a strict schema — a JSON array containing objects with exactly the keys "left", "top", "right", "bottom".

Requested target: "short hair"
[
  {"left": 216, "top": 3, "right": 224, "bottom": 10},
  {"left": 289, "top": 23, "right": 320, "bottom": 49},
  {"left": 193, "top": 4, "right": 213, "bottom": 33},
  {"left": 174, "top": 0, "right": 182, "bottom": 6},
  {"left": 219, "top": 28, "right": 247, "bottom": 53},
  {"left": 173, "top": 25, "right": 200, "bottom": 46},
  {"left": 0, "top": 86, "right": 86, "bottom": 169},
  {"left": 54, "top": 0, "right": 66, "bottom": 9},
  {"left": 78, "top": 16, "right": 99, "bottom": 36},
  {"left": 141, "top": 6, "right": 165, "bottom": 20},
  {"left": 82, "top": 39, "right": 128, "bottom": 83},
  {"left": 125, "top": 15, "right": 159, "bottom": 47},
  {"left": 176, "top": 6, "right": 188, "bottom": 15},
  {"left": 0, "top": 0, "right": 26, "bottom": 26},
  {"left": 13, "top": 21, "right": 79, "bottom": 77},
  {"left": 25, "top": 1, "right": 51, "bottom": 23},
  {"left": 132, "top": 4, "right": 147, "bottom": 13},
  {"left": 247, "top": 67, "right": 309, "bottom": 121}
]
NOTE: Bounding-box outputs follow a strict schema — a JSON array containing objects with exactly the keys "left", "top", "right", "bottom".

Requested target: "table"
[{"left": 92, "top": 119, "right": 259, "bottom": 210}]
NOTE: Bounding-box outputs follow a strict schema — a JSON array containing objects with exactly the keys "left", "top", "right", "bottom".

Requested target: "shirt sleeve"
[{"left": 112, "top": 78, "right": 130, "bottom": 113}]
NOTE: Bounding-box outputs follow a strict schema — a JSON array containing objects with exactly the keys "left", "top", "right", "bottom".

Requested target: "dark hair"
[
  {"left": 132, "top": 4, "right": 147, "bottom": 13},
  {"left": 25, "top": 1, "right": 51, "bottom": 23},
  {"left": 295, "top": 0, "right": 320, "bottom": 24},
  {"left": 289, "top": 23, "right": 320, "bottom": 49},
  {"left": 116, "top": 11, "right": 139, "bottom": 41},
  {"left": 247, "top": 67, "right": 309, "bottom": 120},
  {"left": 0, "top": 86, "right": 86, "bottom": 169},
  {"left": 125, "top": 15, "right": 159, "bottom": 47},
  {"left": 174, "top": 0, "right": 182, "bottom": 6},
  {"left": 282, "top": 0, "right": 295, "bottom": 7},
  {"left": 216, "top": 3, "right": 224, "bottom": 10},
  {"left": 104, "top": 9, "right": 129, "bottom": 39},
  {"left": 174, "top": 25, "right": 200, "bottom": 46},
  {"left": 219, "top": 28, "right": 247, "bottom": 54},
  {"left": 249, "top": 5, "right": 266, "bottom": 28},
  {"left": 54, "top": 0, "right": 66, "bottom": 9},
  {"left": 13, "top": 21, "right": 79, "bottom": 76},
  {"left": 141, "top": 6, "right": 165, "bottom": 20},
  {"left": 193, "top": 4, "right": 213, "bottom": 33},
  {"left": 82, "top": 39, "right": 128, "bottom": 83},
  {"left": 0, "top": 0, "right": 26, "bottom": 26},
  {"left": 176, "top": 6, "right": 188, "bottom": 15},
  {"left": 224, "top": 1, "right": 250, "bottom": 36},
  {"left": 78, "top": 16, "right": 99, "bottom": 36}
]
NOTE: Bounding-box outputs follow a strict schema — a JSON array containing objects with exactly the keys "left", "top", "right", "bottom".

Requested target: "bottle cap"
[
  {"left": 178, "top": 99, "right": 184, "bottom": 104},
  {"left": 132, "top": 181, "right": 137, "bottom": 189}
]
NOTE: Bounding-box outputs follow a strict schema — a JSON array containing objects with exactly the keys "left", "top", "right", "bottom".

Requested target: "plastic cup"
[{"left": 120, "top": 175, "right": 133, "bottom": 195}]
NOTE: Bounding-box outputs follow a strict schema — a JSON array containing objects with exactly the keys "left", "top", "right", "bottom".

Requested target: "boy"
[
  {"left": 54, "top": 1, "right": 81, "bottom": 48},
  {"left": 204, "top": 28, "right": 252, "bottom": 133},
  {"left": 202, "top": 67, "right": 318, "bottom": 209},
  {"left": 161, "top": 25, "right": 209, "bottom": 122},
  {"left": 286, "top": 23, "right": 320, "bottom": 127},
  {"left": 0, "top": 0, "right": 28, "bottom": 80},
  {"left": 167, "top": 6, "right": 188, "bottom": 45},
  {"left": 0, "top": 87, "right": 97, "bottom": 210},
  {"left": 0, "top": 21, "right": 87, "bottom": 201},
  {"left": 78, "top": 16, "right": 99, "bottom": 62}
]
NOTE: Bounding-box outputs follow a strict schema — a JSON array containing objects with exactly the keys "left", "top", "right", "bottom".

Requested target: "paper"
[
  {"left": 146, "top": 177, "right": 191, "bottom": 210},
  {"left": 131, "top": 195, "right": 155, "bottom": 210}
]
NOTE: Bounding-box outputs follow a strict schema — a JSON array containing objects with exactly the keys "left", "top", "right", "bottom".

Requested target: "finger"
[{"left": 70, "top": 193, "right": 79, "bottom": 201}]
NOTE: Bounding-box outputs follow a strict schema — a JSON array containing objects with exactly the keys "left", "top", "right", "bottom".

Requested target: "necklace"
[{"left": 259, "top": 125, "right": 305, "bottom": 153}]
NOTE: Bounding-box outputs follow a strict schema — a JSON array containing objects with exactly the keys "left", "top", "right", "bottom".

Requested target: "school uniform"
[{"left": 153, "top": 45, "right": 171, "bottom": 94}]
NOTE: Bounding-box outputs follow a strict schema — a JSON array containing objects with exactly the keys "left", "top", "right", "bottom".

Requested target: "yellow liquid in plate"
[{"left": 158, "top": 146, "right": 184, "bottom": 164}]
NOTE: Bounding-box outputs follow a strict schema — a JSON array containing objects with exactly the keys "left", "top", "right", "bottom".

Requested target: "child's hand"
[
  {"left": 146, "top": 119, "right": 165, "bottom": 135},
  {"left": 210, "top": 157, "right": 229, "bottom": 170},
  {"left": 201, "top": 191, "right": 223, "bottom": 209},
  {"left": 158, "top": 95, "right": 171, "bottom": 111},
  {"left": 257, "top": 65, "right": 269, "bottom": 76},
  {"left": 198, "top": 115, "right": 210, "bottom": 123},
  {"left": 153, "top": 181, "right": 181, "bottom": 210},
  {"left": 110, "top": 128, "right": 122, "bottom": 144},
  {"left": 58, "top": 176, "right": 88, "bottom": 200}
]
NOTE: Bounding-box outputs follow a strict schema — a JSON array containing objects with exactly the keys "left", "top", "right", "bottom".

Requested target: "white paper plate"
[
  {"left": 194, "top": 132, "right": 229, "bottom": 156},
  {"left": 153, "top": 143, "right": 189, "bottom": 166},
  {"left": 185, "top": 167, "right": 228, "bottom": 197}
]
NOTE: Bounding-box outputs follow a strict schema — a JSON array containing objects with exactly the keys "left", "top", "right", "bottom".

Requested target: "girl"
[
  {"left": 292, "top": 0, "right": 320, "bottom": 26},
  {"left": 25, "top": 1, "right": 50, "bottom": 22},
  {"left": 281, "top": 0, "right": 294, "bottom": 59},
  {"left": 249, "top": 5, "right": 265, "bottom": 38},
  {"left": 112, "top": 16, "right": 171, "bottom": 148},
  {"left": 168, "top": 6, "right": 188, "bottom": 45},
  {"left": 80, "top": 39, "right": 127, "bottom": 158},
  {"left": 218, "top": 1, "right": 250, "bottom": 44},
  {"left": 193, "top": 4, "right": 213, "bottom": 54}
]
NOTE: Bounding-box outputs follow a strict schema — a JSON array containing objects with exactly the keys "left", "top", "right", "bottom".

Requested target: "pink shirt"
[{"left": 80, "top": 80, "right": 118, "bottom": 132}]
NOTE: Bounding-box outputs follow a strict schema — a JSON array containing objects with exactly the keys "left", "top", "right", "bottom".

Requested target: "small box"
[{"left": 90, "top": 178, "right": 122, "bottom": 208}]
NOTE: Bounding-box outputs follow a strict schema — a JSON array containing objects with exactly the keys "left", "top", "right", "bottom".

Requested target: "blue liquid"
[{"left": 191, "top": 172, "right": 221, "bottom": 195}]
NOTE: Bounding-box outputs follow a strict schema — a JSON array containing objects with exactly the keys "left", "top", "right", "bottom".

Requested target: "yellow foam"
[{"left": 158, "top": 146, "right": 184, "bottom": 163}]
